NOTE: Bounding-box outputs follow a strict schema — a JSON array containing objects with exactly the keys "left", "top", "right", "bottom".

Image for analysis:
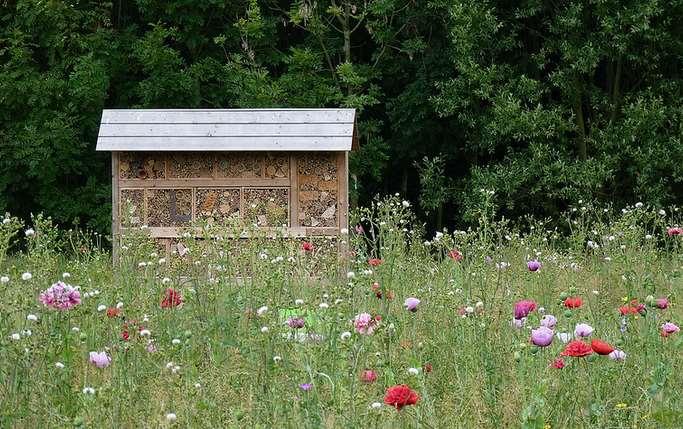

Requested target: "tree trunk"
[{"left": 572, "top": 82, "right": 587, "bottom": 161}]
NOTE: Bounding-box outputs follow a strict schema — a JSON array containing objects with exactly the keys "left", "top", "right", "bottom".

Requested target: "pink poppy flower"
[
  {"left": 404, "top": 297, "right": 421, "bottom": 312},
  {"left": 89, "top": 351, "right": 111, "bottom": 368},
  {"left": 530, "top": 326, "right": 554, "bottom": 347}
]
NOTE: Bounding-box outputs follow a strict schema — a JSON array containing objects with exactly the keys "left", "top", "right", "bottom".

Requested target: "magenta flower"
[
  {"left": 287, "top": 317, "right": 305, "bottom": 329},
  {"left": 608, "top": 350, "right": 626, "bottom": 361},
  {"left": 514, "top": 300, "right": 537, "bottom": 319},
  {"left": 540, "top": 315, "right": 557, "bottom": 329},
  {"left": 39, "top": 281, "right": 81, "bottom": 310},
  {"left": 530, "top": 326, "right": 554, "bottom": 347},
  {"left": 299, "top": 383, "right": 313, "bottom": 391},
  {"left": 661, "top": 322, "right": 680, "bottom": 336},
  {"left": 89, "top": 351, "right": 111, "bottom": 368},
  {"left": 404, "top": 297, "right": 421, "bottom": 312},
  {"left": 354, "top": 312, "right": 379, "bottom": 335},
  {"left": 655, "top": 298, "right": 669, "bottom": 310},
  {"left": 667, "top": 227, "right": 682, "bottom": 236},
  {"left": 574, "top": 323, "right": 594, "bottom": 338},
  {"left": 527, "top": 260, "right": 542, "bottom": 272}
]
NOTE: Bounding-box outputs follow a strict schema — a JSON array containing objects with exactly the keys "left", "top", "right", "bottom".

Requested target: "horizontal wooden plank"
[
  {"left": 99, "top": 123, "right": 353, "bottom": 137},
  {"left": 97, "top": 136, "right": 353, "bottom": 152},
  {"left": 101, "top": 109, "right": 355, "bottom": 124},
  {"left": 132, "top": 226, "right": 339, "bottom": 238},
  {"left": 119, "top": 178, "right": 291, "bottom": 187}
]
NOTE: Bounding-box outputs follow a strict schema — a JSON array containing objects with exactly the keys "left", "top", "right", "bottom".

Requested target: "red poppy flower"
[
  {"left": 560, "top": 340, "right": 593, "bottom": 357},
  {"left": 551, "top": 358, "right": 565, "bottom": 369},
  {"left": 368, "top": 258, "right": 383, "bottom": 267},
  {"left": 619, "top": 306, "right": 638, "bottom": 316},
  {"left": 447, "top": 249, "right": 463, "bottom": 262},
  {"left": 106, "top": 307, "right": 121, "bottom": 318},
  {"left": 384, "top": 385, "right": 420, "bottom": 410},
  {"left": 590, "top": 339, "right": 615, "bottom": 355},
  {"left": 563, "top": 296, "right": 583, "bottom": 309},
  {"left": 301, "top": 241, "right": 314, "bottom": 252},
  {"left": 161, "top": 288, "right": 183, "bottom": 308},
  {"left": 121, "top": 330, "right": 130, "bottom": 341}
]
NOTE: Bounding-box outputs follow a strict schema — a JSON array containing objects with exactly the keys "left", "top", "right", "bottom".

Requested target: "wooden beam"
[
  {"left": 126, "top": 226, "right": 340, "bottom": 239},
  {"left": 119, "top": 178, "right": 290, "bottom": 188}
]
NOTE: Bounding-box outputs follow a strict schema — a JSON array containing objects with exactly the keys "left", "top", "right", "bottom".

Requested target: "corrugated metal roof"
[{"left": 96, "top": 109, "right": 357, "bottom": 151}]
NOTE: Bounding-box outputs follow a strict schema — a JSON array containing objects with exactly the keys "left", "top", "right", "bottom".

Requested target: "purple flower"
[
  {"left": 661, "top": 322, "right": 680, "bottom": 335},
  {"left": 287, "top": 317, "right": 305, "bottom": 329},
  {"left": 514, "top": 300, "right": 537, "bottom": 319},
  {"left": 540, "top": 315, "right": 557, "bottom": 329},
  {"left": 608, "top": 349, "right": 626, "bottom": 361},
  {"left": 530, "top": 326, "right": 554, "bottom": 347},
  {"left": 574, "top": 323, "right": 594, "bottom": 338},
  {"left": 655, "top": 298, "right": 669, "bottom": 310},
  {"left": 39, "top": 281, "right": 81, "bottom": 310},
  {"left": 354, "top": 312, "right": 378, "bottom": 335},
  {"left": 511, "top": 317, "right": 526, "bottom": 329},
  {"left": 299, "top": 383, "right": 313, "bottom": 391},
  {"left": 527, "top": 260, "right": 542, "bottom": 272},
  {"left": 404, "top": 297, "right": 421, "bottom": 312},
  {"left": 89, "top": 351, "right": 111, "bottom": 368}
]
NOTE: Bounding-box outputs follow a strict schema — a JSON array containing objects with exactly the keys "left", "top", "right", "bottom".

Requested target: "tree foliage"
[{"left": 0, "top": 0, "right": 681, "bottom": 232}]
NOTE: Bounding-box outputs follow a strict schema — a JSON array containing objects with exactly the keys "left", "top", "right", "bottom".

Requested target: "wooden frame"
[{"left": 112, "top": 151, "right": 349, "bottom": 255}]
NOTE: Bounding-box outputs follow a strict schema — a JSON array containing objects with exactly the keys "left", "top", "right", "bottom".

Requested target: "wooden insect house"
[{"left": 96, "top": 108, "right": 356, "bottom": 255}]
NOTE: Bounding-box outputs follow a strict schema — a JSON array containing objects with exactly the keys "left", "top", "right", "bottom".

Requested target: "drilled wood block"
[
  {"left": 119, "top": 152, "right": 165, "bottom": 179},
  {"left": 264, "top": 153, "right": 289, "bottom": 178},
  {"left": 147, "top": 189, "right": 192, "bottom": 227},
  {"left": 119, "top": 189, "right": 145, "bottom": 226},
  {"left": 216, "top": 153, "right": 263, "bottom": 178},
  {"left": 243, "top": 188, "right": 289, "bottom": 227},
  {"left": 196, "top": 188, "right": 240, "bottom": 223},
  {"left": 167, "top": 153, "right": 213, "bottom": 178}
]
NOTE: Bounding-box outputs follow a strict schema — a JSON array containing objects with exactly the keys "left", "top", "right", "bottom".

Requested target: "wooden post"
[{"left": 111, "top": 152, "right": 120, "bottom": 266}]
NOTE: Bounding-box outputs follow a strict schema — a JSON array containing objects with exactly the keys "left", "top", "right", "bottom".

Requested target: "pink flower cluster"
[
  {"left": 39, "top": 281, "right": 81, "bottom": 310},
  {"left": 354, "top": 312, "right": 379, "bottom": 335}
]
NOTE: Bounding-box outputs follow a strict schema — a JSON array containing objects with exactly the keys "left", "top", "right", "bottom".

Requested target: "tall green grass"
[{"left": 0, "top": 198, "right": 681, "bottom": 428}]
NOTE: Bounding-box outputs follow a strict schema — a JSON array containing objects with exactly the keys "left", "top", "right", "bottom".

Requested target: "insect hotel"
[{"left": 95, "top": 108, "right": 356, "bottom": 255}]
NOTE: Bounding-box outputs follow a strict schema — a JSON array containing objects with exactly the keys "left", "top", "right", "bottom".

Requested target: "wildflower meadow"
[{"left": 1, "top": 197, "right": 682, "bottom": 428}]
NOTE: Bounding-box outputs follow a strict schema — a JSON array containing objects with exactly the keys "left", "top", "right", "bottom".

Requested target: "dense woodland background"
[{"left": 1, "top": 0, "right": 682, "bottom": 234}]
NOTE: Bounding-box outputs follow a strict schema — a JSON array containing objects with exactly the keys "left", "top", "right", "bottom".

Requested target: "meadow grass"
[{"left": 0, "top": 198, "right": 682, "bottom": 428}]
